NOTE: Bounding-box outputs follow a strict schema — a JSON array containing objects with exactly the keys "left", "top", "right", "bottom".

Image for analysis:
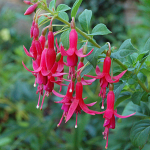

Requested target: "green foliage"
[{"left": 56, "top": 4, "right": 71, "bottom": 12}]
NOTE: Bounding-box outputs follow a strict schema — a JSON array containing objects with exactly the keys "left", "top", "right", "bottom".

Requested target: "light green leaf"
[
  {"left": 71, "top": 0, "right": 83, "bottom": 18},
  {"left": 143, "top": 38, "right": 150, "bottom": 52},
  {"left": 130, "top": 120, "right": 150, "bottom": 148},
  {"left": 131, "top": 92, "right": 144, "bottom": 105},
  {"left": 89, "top": 24, "right": 111, "bottom": 36},
  {"left": 49, "top": 0, "right": 56, "bottom": 11},
  {"left": 58, "top": 12, "right": 69, "bottom": 22},
  {"left": 78, "top": 9, "right": 92, "bottom": 32},
  {"left": 38, "top": 16, "right": 48, "bottom": 25},
  {"left": 81, "top": 64, "right": 93, "bottom": 78},
  {"left": 57, "top": 4, "right": 71, "bottom": 12}
]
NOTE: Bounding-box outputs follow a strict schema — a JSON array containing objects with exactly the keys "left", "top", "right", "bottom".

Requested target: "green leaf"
[
  {"left": 71, "top": 0, "right": 83, "bottom": 18},
  {"left": 122, "top": 101, "right": 150, "bottom": 117},
  {"left": 38, "top": 16, "right": 48, "bottom": 25},
  {"left": 57, "top": 4, "right": 71, "bottom": 12},
  {"left": 137, "top": 51, "right": 149, "bottom": 63},
  {"left": 130, "top": 120, "right": 150, "bottom": 149},
  {"left": 114, "top": 92, "right": 131, "bottom": 109},
  {"left": 114, "top": 82, "right": 126, "bottom": 100},
  {"left": 89, "top": 24, "right": 111, "bottom": 36},
  {"left": 81, "top": 64, "right": 93, "bottom": 78},
  {"left": 140, "top": 68, "right": 150, "bottom": 76},
  {"left": 143, "top": 38, "right": 150, "bottom": 52},
  {"left": 111, "top": 39, "right": 137, "bottom": 59},
  {"left": 131, "top": 92, "right": 144, "bottom": 105},
  {"left": 58, "top": 12, "right": 69, "bottom": 22},
  {"left": 78, "top": 9, "right": 92, "bottom": 32},
  {"left": 49, "top": 0, "right": 56, "bottom": 11},
  {"left": 86, "top": 44, "right": 108, "bottom": 68},
  {"left": 0, "top": 137, "right": 12, "bottom": 146},
  {"left": 60, "top": 29, "right": 70, "bottom": 49}
]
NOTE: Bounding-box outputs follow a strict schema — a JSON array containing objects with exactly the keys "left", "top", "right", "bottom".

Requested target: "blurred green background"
[{"left": 0, "top": 0, "right": 150, "bottom": 150}]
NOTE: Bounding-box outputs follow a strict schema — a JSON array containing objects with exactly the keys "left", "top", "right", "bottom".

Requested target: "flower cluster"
[{"left": 23, "top": 2, "right": 135, "bottom": 149}]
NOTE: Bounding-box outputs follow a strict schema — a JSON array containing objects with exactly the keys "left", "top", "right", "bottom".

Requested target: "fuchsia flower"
[
  {"left": 65, "top": 78, "right": 100, "bottom": 128},
  {"left": 86, "top": 50, "right": 127, "bottom": 109},
  {"left": 24, "top": 3, "right": 38, "bottom": 15},
  {"left": 52, "top": 81, "right": 75, "bottom": 127},
  {"left": 24, "top": 1, "right": 33, "bottom": 5},
  {"left": 60, "top": 18, "right": 93, "bottom": 78},
  {"left": 99, "top": 83, "right": 135, "bottom": 149}
]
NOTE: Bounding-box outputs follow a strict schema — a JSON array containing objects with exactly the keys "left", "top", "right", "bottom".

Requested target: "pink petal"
[
  {"left": 86, "top": 102, "right": 97, "bottom": 107},
  {"left": 22, "top": 61, "right": 41, "bottom": 73},
  {"left": 53, "top": 72, "right": 68, "bottom": 77},
  {"left": 81, "top": 78, "right": 96, "bottom": 85},
  {"left": 75, "top": 48, "right": 93, "bottom": 58},
  {"left": 105, "top": 74, "right": 119, "bottom": 83},
  {"left": 66, "top": 100, "right": 79, "bottom": 123},
  {"left": 79, "top": 99, "right": 95, "bottom": 115},
  {"left": 60, "top": 45, "right": 68, "bottom": 56},
  {"left": 55, "top": 38, "right": 60, "bottom": 52},
  {"left": 67, "top": 48, "right": 75, "bottom": 56},
  {"left": 32, "top": 59, "right": 39, "bottom": 70},
  {"left": 23, "top": 45, "right": 33, "bottom": 57},
  {"left": 113, "top": 70, "right": 127, "bottom": 80},
  {"left": 95, "top": 65, "right": 101, "bottom": 75},
  {"left": 114, "top": 112, "right": 136, "bottom": 118},
  {"left": 52, "top": 90, "right": 65, "bottom": 98}
]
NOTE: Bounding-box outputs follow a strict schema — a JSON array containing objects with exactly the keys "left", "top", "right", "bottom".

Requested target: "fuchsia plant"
[{"left": 22, "top": 0, "right": 138, "bottom": 148}]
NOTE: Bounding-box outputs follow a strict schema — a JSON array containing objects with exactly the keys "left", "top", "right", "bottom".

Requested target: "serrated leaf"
[
  {"left": 122, "top": 101, "right": 150, "bottom": 117},
  {"left": 58, "top": 12, "right": 69, "bottom": 22},
  {"left": 86, "top": 44, "right": 108, "bottom": 68},
  {"left": 49, "top": 0, "right": 56, "bottom": 11},
  {"left": 81, "top": 64, "right": 93, "bottom": 78},
  {"left": 78, "top": 9, "right": 92, "bottom": 32},
  {"left": 60, "top": 29, "right": 70, "bottom": 49},
  {"left": 57, "top": 4, "right": 71, "bottom": 12},
  {"left": 71, "top": 0, "right": 83, "bottom": 18},
  {"left": 89, "top": 24, "right": 111, "bottom": 36},
  {"left": 130, "top": 120, "right": 150, "bottom": 148},
  {"left": 38, "top": 16, "right": 48, "bottom": 25}
]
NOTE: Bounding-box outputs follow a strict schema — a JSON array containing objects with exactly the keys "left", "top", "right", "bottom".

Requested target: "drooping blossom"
[
  {"left": 52, "top": 81, "right": 75, "bottom": 127},
  {"left": 60, "top": 18, "right": 93, "bottom": 79},
  {"left": 99, "top": 83, "right": 135, "bottom": 149},
  {"left": 85, "top": 49, "right": 127, "bottom": 109}
]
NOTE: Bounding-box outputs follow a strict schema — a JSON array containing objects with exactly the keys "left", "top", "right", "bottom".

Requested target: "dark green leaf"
[
  {"left": 49, "top": 0, "right": 56, "bottom": 11},
  {"left": 58, "top": 12, "right": 69, "bottom": 22},
  {"left": 89, "top": 24, "right": 111, "bottom": 36},
  {"left": 86, "top": 44, "right": 108, "bottom": 68},
  {"left": 114, "top": 82, "right": 126, "bottom": 100},
  {"left": 131, "top": 92, "right": 144, "bottom": 105},
  {"left": 81, "top": 64, "right": 93, "bottom": 78},
  {"left": 130, "top": 120, "right": 150, "bottom": 148},
  {"left": 60, "top": 29, "right": 70, "bottom": 49},
  {"left": 78, "top": 9, "right": 92, "bottom": 32},
  {"left": 114, "top": 92, "right": 131, "bottom": 109},
  {"left": 71, "top": 0, "right": 83, "bottom": 18},
  {"left": 57, "top": 4, "right": 71, "bottom": 12},
  {"left": 122, "top": 101, "right": 150, "bottom": 117}
]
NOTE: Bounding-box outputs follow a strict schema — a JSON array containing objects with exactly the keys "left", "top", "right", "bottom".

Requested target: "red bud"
[{"left": 24, "top": 3, "right": 38, "bottom": 15}]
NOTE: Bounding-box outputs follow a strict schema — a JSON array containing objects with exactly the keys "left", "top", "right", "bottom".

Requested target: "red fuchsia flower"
[
  {"left": 85, "top": 49, "right": 127, "bottom": 109},
  {"left": 33, "top": 22, "right": 39, "bottom": 39},
  {"left": 99, "top": 83, "right": 136, "bottom": 149},
  {"left": 24, "top": 3, "right": 38, "bottom": 15},
  {"left": 52, "top": 81, "right": 75, "bottom": 127},
  {"left": 65, "top": 77, "right": 102, "bottom": 128},
  {"left": 60, "top": 18, "right": 93, "bottom": 79},
  {"left": 30, "top": 20, "right": 35, "bottom": 38}
]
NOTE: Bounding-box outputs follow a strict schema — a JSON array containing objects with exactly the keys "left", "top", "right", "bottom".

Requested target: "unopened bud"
[
  {"left": 24, "top": 1, "right": 33, "bottom": 5},
  {"left": 56, "top": 52, "right": 61, "bottom": 62},
  {"left": 24, "top": 3, "right": 38, "bottom": 15},
  {"left": 83, "top": 45, "right": 87, "bottom": 55}
]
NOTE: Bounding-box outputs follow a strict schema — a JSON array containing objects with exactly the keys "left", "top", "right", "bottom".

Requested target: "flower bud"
[
  {"left": 24, "top": 1, "right": 33, "bottom": 5},
  {"left": 24, "top": 3, "right": 38, "bottom": 15},
  {"left": 33, "top": 22, "right": 39, "bottom": 39}
]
